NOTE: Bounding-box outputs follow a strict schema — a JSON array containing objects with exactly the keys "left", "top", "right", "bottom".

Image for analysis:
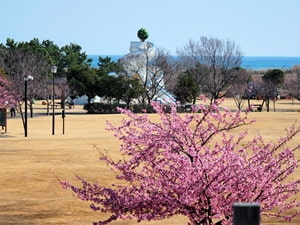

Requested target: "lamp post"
[
  {"left": 24, "top": 75, "right": 33, "bottom": 137},
  {"left": 62, "top": 68, "right": 68, "bottom": 135},
  {"left": 51, "top": 66, "right": 57, "bottom": 135}
]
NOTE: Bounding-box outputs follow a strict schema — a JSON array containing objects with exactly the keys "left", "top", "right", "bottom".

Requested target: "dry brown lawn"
[{"left": 1, "top": 98, "right": 300, "bottom": 225}]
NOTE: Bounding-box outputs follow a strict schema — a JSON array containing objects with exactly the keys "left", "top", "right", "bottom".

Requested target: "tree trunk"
[
  {"left": 147, "top": 95, "right": 151, "bottom": 105},
  {"left": 30, "top": 102, "right": 33, "bottom": 118},
  {"left": 193, "top": 96, "right": 196, "bottom": 105},
  {"left": 126, "top": 98, "right": 131, "bottom": 109},
  {"left": 60, "top": 96, "right": 65, "bottom": 109},
  {"left": 261, "top": 100, "right": 265, "bottom": 112},
  {"left": 266, "top": 99, "right": 270, "bottom": 112}
]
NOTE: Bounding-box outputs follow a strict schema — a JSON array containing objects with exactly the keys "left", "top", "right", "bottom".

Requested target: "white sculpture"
[{"left": 122, "top": 40, "right": 175, "bottom": 104}]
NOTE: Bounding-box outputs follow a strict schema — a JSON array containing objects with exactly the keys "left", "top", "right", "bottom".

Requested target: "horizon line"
[{"left": 87, "top": 54, "right": 300, "bottom": 58}]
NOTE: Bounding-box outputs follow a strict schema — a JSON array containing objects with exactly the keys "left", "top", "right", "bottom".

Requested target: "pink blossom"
[
  {"left": 61, "top": 97, "right": 300, "bottom": 225},
  {"left": 0, "top": 75, "right": 17, "bottom": 108}
]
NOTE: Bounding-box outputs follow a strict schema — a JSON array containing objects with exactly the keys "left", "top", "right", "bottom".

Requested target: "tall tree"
[
  {"left": 61, "top": 97, "right": 300, "bottom": 225},
  {"left": 60, "top": 43, "right": 93, "bottom": 102},
  {"left": 178, "top": 36, "right": 243, "bottom": 103},
  {"left": 227, "top": 67, "right": 252, "bottom": 110},
  {"left": 121, "top": 76, "right": 144, "bottom": 108},
  {"left": 95, "top": 56, "right": 127, "bottom": 102},
  {"left": 67, "top": 67, "right": 99, "bottom": 103},
  {"left": 260, "top": 69, "right": 284, "bottom": 112},
  {"left": 174, "top": 71, "right": 200, "bottom": 104},
  {"left": 0, "top": 39, "right": 50, "bottom": 123}
]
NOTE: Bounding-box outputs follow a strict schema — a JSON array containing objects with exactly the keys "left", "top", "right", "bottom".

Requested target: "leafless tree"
[
  {"left": 121, "top": 47, "right": 177, "bottom": 104},
  {"left": 0, "top": 48, "right": 50, "bottom": 129},
  {"left": 255, "top": 79, "right": 278, "bottom": 112},
  {"left": 227, "top": 67, "right": 252, "bottom": 110},
  {"left": 284, "top": 65, "right": 300, "bottom": 101},
  {"left": 177, "top": 36, "right": 243, "bottom": 103}
]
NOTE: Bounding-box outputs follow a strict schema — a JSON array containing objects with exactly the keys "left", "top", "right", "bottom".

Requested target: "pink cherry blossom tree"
[
  {"left": 0, "top": 74, "right": 17, "bottom": 108},
  {"left": 61, "top": 96, "right": 300, "bottom": 225}
]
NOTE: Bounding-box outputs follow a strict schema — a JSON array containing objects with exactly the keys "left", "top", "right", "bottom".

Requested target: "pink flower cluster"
[
  {"left": 61, "top": 97, "right": 300, "bottom": 225},
  {"left": 0, "top": 75, "right": 17, "bottom": 108}
]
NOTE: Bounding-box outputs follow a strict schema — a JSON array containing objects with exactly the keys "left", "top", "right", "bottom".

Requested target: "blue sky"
[{"left": 1, "top": 0, "right": 300, "bottom": 56}]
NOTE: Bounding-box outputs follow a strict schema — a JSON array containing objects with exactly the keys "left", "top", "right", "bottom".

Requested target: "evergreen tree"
[{"left": 174, "top": 71, "right": 200, "bottom": 104}]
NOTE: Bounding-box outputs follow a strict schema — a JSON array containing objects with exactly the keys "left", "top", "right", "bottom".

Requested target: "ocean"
[{"left": 88, "top": 55, "right": 300, "bottom": 71}]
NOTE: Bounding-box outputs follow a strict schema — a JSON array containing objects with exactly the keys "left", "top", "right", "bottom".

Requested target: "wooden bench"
[{"left": 253, "top": 104, "right": 262, "bottom": 112}]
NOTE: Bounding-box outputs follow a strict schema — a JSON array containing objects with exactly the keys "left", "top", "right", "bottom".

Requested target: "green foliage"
[
  {"left": 137, "top": 28, "right": 149, "bottom": 42},
  {"left": 98, "top": 56, "right": 122, "bottom": 74},
  {"left": 95, "top": 56, "right": 144, "bottom": 105},
  {"left": 40, "top": 40, "right": 61, "bottom": 66},
  {"left": 60, "top": 43, "right": 92, "bottom": 70},
  {"left": 1, "top": 38, "right": 92, "bottom": 79},
  {"left": 174, "top": 72, "right": 200, "bottom": 104},
  {"left": 131, "top": 104, "right": 156, "bottom": 113},
  {"left": 3, "top": 38, "right": 60, "bottom": 66},
  {"left": 67, "top": 67, "right": 99, "bottom": 102},
  {"left": 84, "top": 103, "right": 127, "bottom": 114},
  {"left": 121, "top": 77, "right": 144, "bottom": 107},
  {"left": 263, "top": 69, "right": 285, "bottom": 86},
  {"left": 84, "top": 103, "right": 156, "bottom": 114}
]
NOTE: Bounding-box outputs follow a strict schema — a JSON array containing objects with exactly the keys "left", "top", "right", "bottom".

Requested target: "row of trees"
[
  {"left": 0, "top": 38, "right": 94, "bottom": 129},
  {"left": 1, "top": 35, "right": 300, "bottom": 118},
  {"left": 1, "top": 32, "right": 300, "bottom": 225}
]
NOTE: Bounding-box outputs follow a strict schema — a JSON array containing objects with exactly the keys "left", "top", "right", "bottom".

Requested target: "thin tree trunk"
[
  {"left": 30, "top": 102, "right": 33, "bottom": 118},
  {"left": 18, "top": 102, "right": 25, "bottom": 131}
]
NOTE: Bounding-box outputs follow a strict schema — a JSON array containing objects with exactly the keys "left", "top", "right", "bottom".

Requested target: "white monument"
[{"left": 122, "top": 38, "right": 175, "bottom": 104}]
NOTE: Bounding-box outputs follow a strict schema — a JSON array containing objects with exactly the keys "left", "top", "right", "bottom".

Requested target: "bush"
[
  {"left": 84, "top": 103, "right": 161, "bottom": 114},
  {"left": 84, "top": 103, "right": 193, "bottom": 114},
  {"left": 84, "top": 103, "right": 126, "bottom": 114}
]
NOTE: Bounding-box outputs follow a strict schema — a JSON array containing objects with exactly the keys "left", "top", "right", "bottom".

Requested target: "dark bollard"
[
  {"left": 62, "top": 109, "right": 65, "bottom": 135},
  {"left": 233, "top": 202, "right": 260, "bottom": 225}
]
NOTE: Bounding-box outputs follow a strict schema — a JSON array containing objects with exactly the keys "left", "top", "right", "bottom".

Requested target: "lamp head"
[
  {"left": 24, "top": 75, "right": 33, "bottom": 81},
  {"left": 51, "top": 65, "right": 57, "bottom": 74}
]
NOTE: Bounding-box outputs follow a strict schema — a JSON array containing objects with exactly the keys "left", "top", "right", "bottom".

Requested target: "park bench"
[{"left": 253, "top": 104, "right": 262, "bottom": 112}]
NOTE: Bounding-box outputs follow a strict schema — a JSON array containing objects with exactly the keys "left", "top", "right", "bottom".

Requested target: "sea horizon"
[{"left": 88, "top": 55, "right": 300, "bottom": 71}]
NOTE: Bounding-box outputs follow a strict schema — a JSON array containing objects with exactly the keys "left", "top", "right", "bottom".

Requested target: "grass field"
[{"left": 1, "top": 98, "right": 300, "bottom": 225}]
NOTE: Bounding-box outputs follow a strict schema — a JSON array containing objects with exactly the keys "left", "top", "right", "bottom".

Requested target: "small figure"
[{"left": 10, "top": 107, "right": 16, "bottom": 117}]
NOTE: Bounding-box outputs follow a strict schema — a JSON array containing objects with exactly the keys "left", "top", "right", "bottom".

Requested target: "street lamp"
[
  {"left": 24, "top": 75, "right": 33, "bottom": 137},
  {"left": 61, "top": 77, "right": 68, "bottom": 135},
  {"left": 51, "top": 65, "right": 57, "bottom": 135}
]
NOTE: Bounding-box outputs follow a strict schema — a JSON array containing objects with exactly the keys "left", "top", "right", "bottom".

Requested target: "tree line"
[{"left": 1, "top": 35, "right": 300, "bottom": 116}]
